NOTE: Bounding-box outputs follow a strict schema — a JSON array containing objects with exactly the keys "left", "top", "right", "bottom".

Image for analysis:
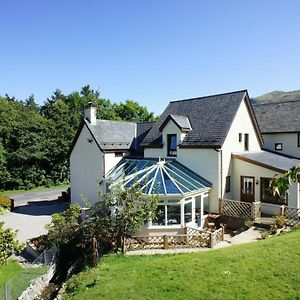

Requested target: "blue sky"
[{"left": 0, "top": 0, "right": 300, "bottom": 114}]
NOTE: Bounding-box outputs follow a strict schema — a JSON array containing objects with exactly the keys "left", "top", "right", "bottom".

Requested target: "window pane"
[
  {"left": 184, "top": 202, "right": 192, "bottom": 223},
  {"left": 167, "top": 134, "right": 177, "bottom": 156},
  {"left": 195, "top": 196, "right": 201, "bottom": 225},
  {"left": 167, "top": 205, "right": 181, "bottom": 225},
  {"left": 170, "top": 135, "right": 177, "bottom": 150}
]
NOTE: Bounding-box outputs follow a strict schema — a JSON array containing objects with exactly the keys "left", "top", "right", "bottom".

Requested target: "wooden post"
[
  {"left": 209, "top": 232, "right": 214, "bottom": 248},
  {"left": 122, "top": 236, "right": 126, "bottom": 254},
  {"left": 163, "top": 235, "right": 169, "bottom": 249},
  {"left": 219, "top": 198, "right": 222, "bottom": 215},
  {"left": 221, "top": 224, "right": 225, "bottom": 241}
]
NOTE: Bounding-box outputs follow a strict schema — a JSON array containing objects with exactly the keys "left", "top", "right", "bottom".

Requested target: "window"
[
  {"left": 152, "top": 200, "right": 181, "bottom": 226},
  {"left": 260, "top": 177, "right": 287, "bottom": 205},
  {"left": 167, "top": 134, "right": 177, "bottom": 157},
  {"left": 275, "top": 143, "right": 282, "bottom": 151},
  {"left": 238, "top": 133, "right": 242, "bottom": 143},
  {"left": 244, "top": 134, "right": 249, "bottom": 151},
  {"left": 298, "top": 133, "right": 300, "bottom": 147},
  {"left": 225, "top": 176, "right": 231, "bottom": 193}
]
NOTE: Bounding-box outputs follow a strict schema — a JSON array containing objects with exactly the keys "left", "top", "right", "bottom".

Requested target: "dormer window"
[{"left": 167, "top": 134, "right": 177, "bottom": 157}]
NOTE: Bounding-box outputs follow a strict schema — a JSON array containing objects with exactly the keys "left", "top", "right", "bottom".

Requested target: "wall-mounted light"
[
  {"left": 256, "top": 179, "right": 259, "bottom": 185},
  {"left": 87, "top": 138, "right": 93, "bottom": 143}
]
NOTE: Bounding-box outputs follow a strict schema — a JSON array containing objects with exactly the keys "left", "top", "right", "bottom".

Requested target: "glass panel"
[
  {"left": 152, "top": 169, "right": 165, "bottom": 194},
  {"left": 163, "top": 170, "right": 182, "bottom": 194},
  {"left": 195, "top": 196, "right": 201, "bottom": 226},
  {"left": 243, "top": 177, "right": 254, "bottom": 195},
  {"left": 167, "top": 205, "right": 181, "bottom": 225},
  {"left": 165, "top": 163, "right": 203, "bottom": 189},
  {"left": 184, "top": 202, "right": 192, "bottom": 223},
  {"left": 167, "top": 134, "right": 177, "bottom": 156},
  {"left": 166, "top": 168, "right": 196, "bottom": 192},
  {"left": 170, "top": 135, "right": 177, "bottom": 150}
]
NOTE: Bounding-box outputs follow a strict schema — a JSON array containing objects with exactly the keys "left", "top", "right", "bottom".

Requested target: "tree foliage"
[
  {"left": 271, "top": 166, "right": 300, "bottom": 197},
  {"left": 0, "top": 86, "right": 156, "bottom": 190}
]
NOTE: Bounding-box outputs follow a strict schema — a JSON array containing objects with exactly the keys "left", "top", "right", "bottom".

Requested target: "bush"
[
  {"left": 0, "top": 196, "right": 11, "bottom": 209},
  {"left": 274, "top": 215, "right": 286, "bottom": 229},
  {"left": 0, "top": 222, "right": 23, "bottom": 264},
  {"left": 244, "top": 220, "right": 254, "bottom": 229}
]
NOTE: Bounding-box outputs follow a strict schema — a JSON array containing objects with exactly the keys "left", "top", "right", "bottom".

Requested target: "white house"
[
  {"left": 254, "top": 100, "right": 300, "bottom": 159},
  {"left": 69, "top": 90, "right": 300, "bottom": 233}
]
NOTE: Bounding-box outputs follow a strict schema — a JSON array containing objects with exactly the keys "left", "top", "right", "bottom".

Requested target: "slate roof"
[
  {"left": 85, "top": 119, "right": 136, "bottom": 151},
  {"left": 142, "top": 90, "right": 260, "bottom": 148},
  {"left": 253, "top": 100, "right": 300, "bottom": 133},
  {"left": 136, "top": 122, "right": 155, "bottom": 146},
  {"left": 159, "top": 115, "right": 191, "bottom": 132},
  {"left": 232, "top": 150, "right": 300, "bottom": 173}
]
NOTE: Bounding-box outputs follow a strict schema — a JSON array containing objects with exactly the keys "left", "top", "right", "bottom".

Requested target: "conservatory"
[{"left": 105, "top": 158, "right": 211, "bottom": 229}]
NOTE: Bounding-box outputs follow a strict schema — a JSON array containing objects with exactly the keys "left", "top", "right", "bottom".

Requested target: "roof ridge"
[
  {"left": 170, "top": 89, "right": 248, "bottom": 103},
  {"left": 97, "top": 119, "right": 136, "bottom": 124},
  {"left": 253, "top": 99, "right": 300, "bottom": 106},
  {"left": 136, "top": 121, "right": 156, "bottom": 124}
]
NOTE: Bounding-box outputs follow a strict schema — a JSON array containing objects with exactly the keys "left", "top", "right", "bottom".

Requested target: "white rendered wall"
[
  {"left": 70, "top": 125, "right": 103, "bottom": 206},
  {"left": 262, "top": 132, "right": 300, "bottom": 159},
  {"left": 232, "top": 158, "right": 299, "bottom": 215},
  {"left": 221, "top": 99, "right": 261, "bottom": 199},
  {"left": 177, "top": 148, "right": 220, "bottom": 213}
]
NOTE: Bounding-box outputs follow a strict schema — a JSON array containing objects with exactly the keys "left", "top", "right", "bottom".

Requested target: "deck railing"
[
  {"left": 219, "top": 198, "right": 261, "bottom": 221},
  {"left": 124, "top": 226, "right": 224, "bottom": 252},
  {"left": 280, "top": 205, "right": 300, "bottom": 226}
]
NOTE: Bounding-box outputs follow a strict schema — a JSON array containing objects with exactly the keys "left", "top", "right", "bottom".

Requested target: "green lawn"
[
  {"left": 0, "top": 260, "right": 46, "bottom": 298},
  {"left": 64, "top": 230, "right": 300, "bottom": 300}
]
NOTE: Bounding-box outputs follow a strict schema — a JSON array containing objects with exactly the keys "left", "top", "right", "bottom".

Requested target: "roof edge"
[
  {"left": 170, "top": 89, "right": 248, "bottom": 103},
  {"left": 232, "top": 153, "right": 285, "bottom": 173}
]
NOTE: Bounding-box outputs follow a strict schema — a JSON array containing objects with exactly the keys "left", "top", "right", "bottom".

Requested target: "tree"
[
  {"left": 271, "top": 166, "right": 300, "bottom": 197},
  {"left": 44, "top": 185, "right": 158, "bottom": 266},
  {"left": 100, "top": 184, "right": 158, "bottom": 249},
  {"left": 114, "top": 100, "right": 157, "bottom": 122},
  {"left": 25, "top": 94, "right": 39, "bottom": 112}
]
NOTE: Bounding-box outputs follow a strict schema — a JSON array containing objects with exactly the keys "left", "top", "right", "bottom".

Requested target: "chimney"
[{"left": 84, "top": 102, "right": 97, "bottom": 125}]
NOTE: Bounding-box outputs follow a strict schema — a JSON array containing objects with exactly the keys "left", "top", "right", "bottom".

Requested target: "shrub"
[
  {"left": 260, "top": 231, "right": 269, "bottom": 239},
  {"left": 0, "top": 196, "right": 11, "bottom": 209},
  {"left": 274, "top": 215, "right": 286, "bottom": 229},
  {"left": 0, "top": 222, "right": 23, "bottom": 264},
  {"left": 244, "top": 220, "right": 254, "bottom": 229}
]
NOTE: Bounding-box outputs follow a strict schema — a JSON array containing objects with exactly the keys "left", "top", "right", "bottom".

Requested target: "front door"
[{"left": 240, "top": 176, "right": 255, "bottom": 202}]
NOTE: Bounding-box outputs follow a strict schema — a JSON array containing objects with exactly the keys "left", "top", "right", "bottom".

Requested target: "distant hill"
[{"left": 252, "top": 90, "right": 300, "bottom": 105}]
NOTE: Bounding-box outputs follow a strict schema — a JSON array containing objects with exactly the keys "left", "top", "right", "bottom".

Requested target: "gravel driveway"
[{"left": 0, "top": 188, "right": 69, "bottom": 243}]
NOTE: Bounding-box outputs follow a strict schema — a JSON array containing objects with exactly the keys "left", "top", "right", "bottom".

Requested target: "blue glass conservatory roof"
[{"left": 105, "top": 158, "right": 212, "bottom": 196}]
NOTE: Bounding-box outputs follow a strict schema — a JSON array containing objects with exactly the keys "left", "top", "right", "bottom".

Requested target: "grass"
[
  {"left": 0, "top": 260, "right": 46, "bottom": 298},
  {"left": 64, "top": 230, "right": 300, "bottom": 300},
  {"left": 0, "top": 183, "right": 69, "bottom": 196}
]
